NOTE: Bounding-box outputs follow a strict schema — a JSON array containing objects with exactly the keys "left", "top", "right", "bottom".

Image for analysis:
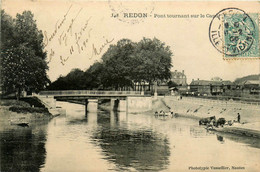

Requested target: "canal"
[{"left": 1, "top": 101, "right": 260, "bottom": 171}]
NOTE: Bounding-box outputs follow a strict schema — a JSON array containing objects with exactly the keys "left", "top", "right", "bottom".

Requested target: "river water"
[{"left": 1, "top": 101, "right": 260, "bottom": 172}]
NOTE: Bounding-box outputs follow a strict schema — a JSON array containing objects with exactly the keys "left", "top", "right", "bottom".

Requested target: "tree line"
[
  {"left": 48, "top": 38, "right": 173, "bottom": 91},
  {"left": 1, "top": 10, "right": 49, "bottom": 99},
  {"left": 0, "top": 9, "right": 173, "bottom": 94}
]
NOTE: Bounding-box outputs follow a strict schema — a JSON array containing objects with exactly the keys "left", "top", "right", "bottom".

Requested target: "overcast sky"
[{"left": 2, "top": 0, "right": 260, "bottom": 83}]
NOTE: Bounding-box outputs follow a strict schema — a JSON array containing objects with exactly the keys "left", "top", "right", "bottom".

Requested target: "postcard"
[{"left": 1, "top": 0, "right": 259, "bottom": 172}]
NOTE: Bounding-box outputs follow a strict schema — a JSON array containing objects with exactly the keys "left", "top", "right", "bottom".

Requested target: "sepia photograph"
[{"left": 0, "top": 0, "right": 260, "bottom": 171}]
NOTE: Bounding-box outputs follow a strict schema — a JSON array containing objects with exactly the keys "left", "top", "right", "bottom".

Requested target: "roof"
[
  {"left": 171, "top": 71, "right": 186, "bottom": 78},
  {"left": 169, "top": 87, "right": 178, "bottom": 90},
  {"left": 222, "top": 80, "right": 233, "bottom": 85},
  {"left": 190, "top": 80, "right": 233, "bottom": 86},
  {"left": 244, "top": 80, "right": 259, "bottom": 85}
]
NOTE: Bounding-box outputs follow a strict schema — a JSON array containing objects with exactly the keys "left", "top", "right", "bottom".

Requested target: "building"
[
  {"left": 189, "top": 79, "right": 233, "bottom": 95},
  {"left": 242, "top": 80, "right": 260, "bottom": 95},
  {"left": 133, "top": 70, "right": 188, "bottom": 95},
  {"left": 171, "top": 70, "right": 187, "bottom": 86}
]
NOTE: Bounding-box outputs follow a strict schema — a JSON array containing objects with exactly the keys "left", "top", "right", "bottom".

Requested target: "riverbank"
[
  {"left": 154, "top": 96, "right": 260, "bottom": 138},
  {"left": 0, "top": 99, "right": 53, "bottom": 130}
]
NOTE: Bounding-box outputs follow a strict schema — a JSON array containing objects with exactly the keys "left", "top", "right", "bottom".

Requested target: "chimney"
[
  {"left": 182, "top": 70, "right": 184, "bottom": 74},
  {"left": 197, "top": 78, "right": 199, "bottom": 80}
]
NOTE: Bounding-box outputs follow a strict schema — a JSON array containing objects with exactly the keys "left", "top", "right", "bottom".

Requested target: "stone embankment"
[
  {"left": 35, "top": 95, "right": 65, "bottom": 116},
  {"left": 154, "top": 96, "right": 260, "bottom": 138}
]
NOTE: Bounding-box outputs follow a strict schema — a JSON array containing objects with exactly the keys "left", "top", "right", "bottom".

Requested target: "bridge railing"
[{"left": 39, "top": 90, "right": 143, "bottom": 96}]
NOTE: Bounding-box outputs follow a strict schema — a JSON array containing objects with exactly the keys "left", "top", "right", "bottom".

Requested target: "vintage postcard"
[{"left": 1, "top": 0, "right": 260, "bottom": 172}]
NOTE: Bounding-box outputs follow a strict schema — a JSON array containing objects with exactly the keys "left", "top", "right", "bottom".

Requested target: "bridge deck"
[{"left": 39, "top": 90, "right": 144, "bottom": 97}]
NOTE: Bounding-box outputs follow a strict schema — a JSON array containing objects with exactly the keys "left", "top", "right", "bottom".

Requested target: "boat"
[{"left": 9, "top": 119, "right": 29, "bottom": 127}]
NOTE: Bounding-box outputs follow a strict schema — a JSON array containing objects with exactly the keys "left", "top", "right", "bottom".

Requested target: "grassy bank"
[
  {"left": 0, "top": 98, "right": 51, "bottom": 115},
  {"left": 0, "top": 98, "right": 53, "bottom": 129}
]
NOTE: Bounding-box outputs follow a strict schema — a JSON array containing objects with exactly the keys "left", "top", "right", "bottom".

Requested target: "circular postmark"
[
  {"left": 209, "top": 8, "right": 256, "bottom": 56},
  {"left": 108, "top": 0, "right": 154, "bottom": 24}
]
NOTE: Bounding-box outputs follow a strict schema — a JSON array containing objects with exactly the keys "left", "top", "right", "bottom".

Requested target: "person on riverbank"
[
  {"left": 237, "top": 113, "right": 240, "bottom": 123},
  {"left": 159, "top": 110, "right": 165, "bottom": 116}
]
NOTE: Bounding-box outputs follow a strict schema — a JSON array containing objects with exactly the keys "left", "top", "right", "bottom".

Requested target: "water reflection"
[
  {"left": 0, "top": 125, "right": 48, "bottom": 172},
  {"left": 1, "top": 101, "right": 260, "bottom": 172},
  {"left": 92, "top": 111, "right": 170, "bottom": 171},
  {"left": 215, "top": 132, "right": 260, "bottom": 148}
]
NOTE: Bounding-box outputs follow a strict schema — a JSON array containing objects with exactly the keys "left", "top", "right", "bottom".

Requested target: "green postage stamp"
[{"left": 209, "top": 8, "right": 259, "bottom": 59}]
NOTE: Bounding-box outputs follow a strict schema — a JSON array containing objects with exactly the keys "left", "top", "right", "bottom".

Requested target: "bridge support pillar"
[
  {"left": 119, "top": 100, "right": 127, "bottom": 112},
  {"left": 85, "top": 99, "right": 89, "bottom": 113},
  {"left": 87, "top": 99, "right": 98, "bottom": 112},
  {"left": 126, "top": 97, "right": 128, "bottom": 114},
  {"left": 111, "top": 99, "right": 121, "bottom": 111},
  {"left": 114, "top": 99, "right": 119, "bottom": 111},
  {"left": 110, "top": 99, "right": 129, "bottom": 112},
  {"left": 110, "top": 99, "right": 115, "bottom": 111}
]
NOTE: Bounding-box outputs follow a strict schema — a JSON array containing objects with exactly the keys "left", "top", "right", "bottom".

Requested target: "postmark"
[
  {"left": 209, "top": 8, "right": 259, "bottom": 59},
  {"left": 108, "top": 0, "right": 154, "bottom": 24}
]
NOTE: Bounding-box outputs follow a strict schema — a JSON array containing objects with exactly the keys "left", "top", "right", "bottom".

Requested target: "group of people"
[
  {"left": 206, "top": 113, "right": 241, "bottom": 130},
  {"left": 154, "top": 110, "right": 174, "bottom": 117}
]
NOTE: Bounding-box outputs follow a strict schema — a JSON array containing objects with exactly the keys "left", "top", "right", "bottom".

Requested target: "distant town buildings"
[
  {"left": 140, "top": 70, "right": 258, "bottom": 97},
  {"left": 133, "top": 70, "right": 188, "bottom": 95},
  {"left": 243, "top": 80, "right": 259, "bottom": 90},
  {"left": 188, "top": 78, "right": 259, "bottom": 98},
  {"left": 171, "top": 70, "right": 187, "bottom": 86},
  {"left": 239, "top": 80, "right": 260, "bottom": 95},
  {"left": 189, "top": 79, "right": 233, "bottom": 95}
]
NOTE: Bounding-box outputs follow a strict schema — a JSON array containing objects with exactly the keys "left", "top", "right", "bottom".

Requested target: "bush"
[
  {"left": 0, "top": 99, "right": 30, "bottom": 107},
  {"left": 9, "top": 106, "right": 50, "bottom": 114},
  {"left": 20, "top": 97, "right": 46, "bottom": 108}
]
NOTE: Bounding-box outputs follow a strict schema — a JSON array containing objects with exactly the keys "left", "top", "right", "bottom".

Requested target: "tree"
[
  {"left": 14, "top": 11, "right": 47, "bottom": 60},
  {"left": 1, "top": 10, "right": 15, "bottom": 49},
  {"left": 132, "top": 38, "right": 172, "bottom": 90},
  {"left": 1, "top": 10, "right": 49, "bottom": 99},
  {"left": 101, "top": 39, "right": 136, "bottom": 90},
  {"left": 234, "top": 74, "right": 260, "bottom": 85},
  {"left": 47, "top": 37, "right": 173, "bottom": 92},
  {"left": 47, "top": 76, "right": 68, "bottom": 90},
  {"left": 47, "top": 69, "right": 86, "bottom": 90},
  {"left": 65, "top": 68, "right": 85, "bottom": 90},
  {"left": 85, "top": 62, "right": 106, "bottom": 89}
]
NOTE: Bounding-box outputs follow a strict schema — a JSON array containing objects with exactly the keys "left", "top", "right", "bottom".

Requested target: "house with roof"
[
  {"left": 132, "top": 70, "right": 188, "bottom": 95},
  {"left": 190, "top": 79, "right": 233, "bottom": 95},
  {"left": 242, "top": 80, "right": 260, "bottom": 95},
  {"left": 171, "top": 70, "right": 187, "bottom": 86}
]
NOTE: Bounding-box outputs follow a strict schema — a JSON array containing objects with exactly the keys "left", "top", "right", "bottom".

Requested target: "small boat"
[
  {"left": 16, "top": 123, "right": 29, "bottom": 127},
  {"left": 9, "top": 120, "right": 29, "bottom": 127}
]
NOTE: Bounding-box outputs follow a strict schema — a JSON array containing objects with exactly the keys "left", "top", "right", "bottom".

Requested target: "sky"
[{"left": 2, "top": 0, "right": 260, "bottom": 83}]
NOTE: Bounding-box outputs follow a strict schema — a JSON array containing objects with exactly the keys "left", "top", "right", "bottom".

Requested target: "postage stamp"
[{"left": 209, "top": 8, "right": 259, "bottom": 59}]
